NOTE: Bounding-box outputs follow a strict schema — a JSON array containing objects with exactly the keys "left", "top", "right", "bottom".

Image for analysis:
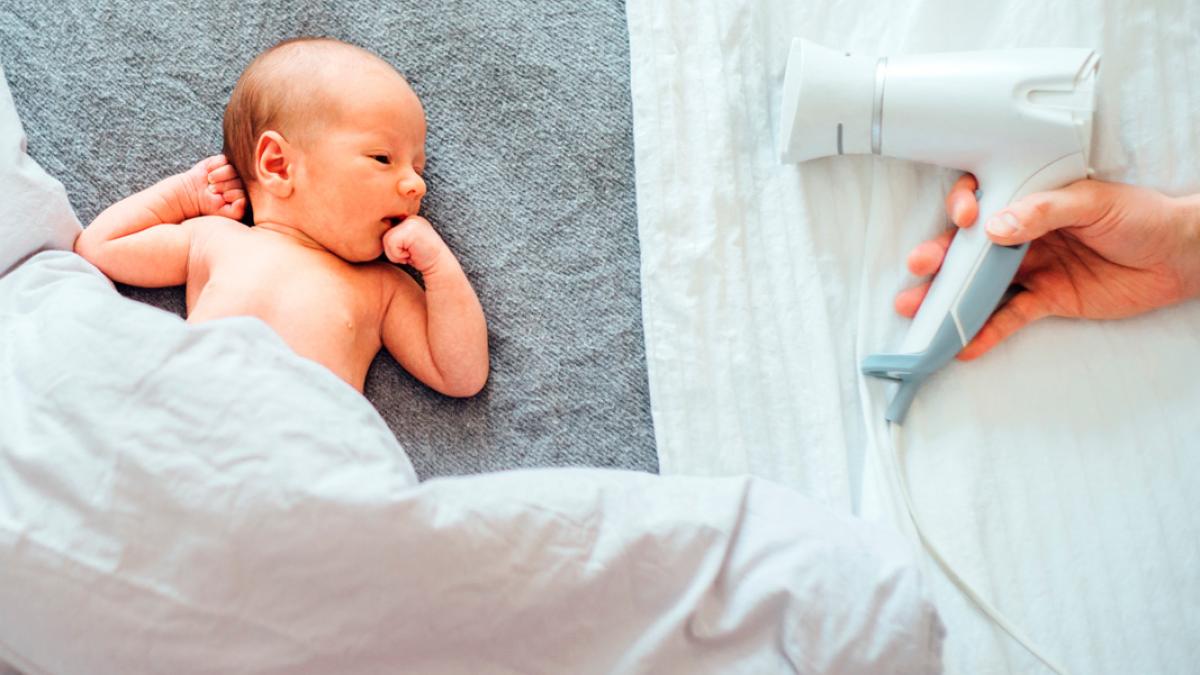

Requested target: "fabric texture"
[
  {"left": 0, "top": 0, "right": 656, "bottom": 478},
  {"left": 0, "top": 65, "right": 79, "bottom": 276},
  {"left": 627, "top": 1, "right": 1200, "bottom": 673}
]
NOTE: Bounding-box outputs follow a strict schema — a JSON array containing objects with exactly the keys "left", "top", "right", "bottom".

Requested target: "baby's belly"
[{"left": 187, "top": 291, "right": 380, "bottom": 391}]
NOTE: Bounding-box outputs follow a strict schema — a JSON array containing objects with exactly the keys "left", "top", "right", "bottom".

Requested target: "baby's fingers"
[
  {"left": 216, "top": 198, "right": 246, "bottom": 220},
  {"left": 207, "top": 163, "right": 239, "bottom": 183},
  {"left": 208, "top": 178, "right": 244, "bottom": 195},
  {"left": 385, "top": 245, "right": 411, "bottom": 265},
  {"left": 198, "top": 153, "right": 230, "bottom": 172}
]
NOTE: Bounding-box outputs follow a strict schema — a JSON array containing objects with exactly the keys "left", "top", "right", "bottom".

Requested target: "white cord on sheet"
[{"left": 887, "top": 421, "right": 1070, "bottom": 675}]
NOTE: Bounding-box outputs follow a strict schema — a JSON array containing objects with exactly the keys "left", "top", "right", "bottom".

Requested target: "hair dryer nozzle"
[{"left": 779, "top": 39, "right": 878, "bottom": 163}]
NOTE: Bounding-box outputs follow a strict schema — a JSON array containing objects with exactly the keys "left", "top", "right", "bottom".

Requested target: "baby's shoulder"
[
  {"left": 361, "top": 262, "right": 424, "bottom": 316},
  {"left": 180, "top": 216, "right": 256, "bottom": 270},
  {"left": 181, "top": 215, "right": 251, "bottom": 247},
  {"left": 356, "top": 259, "right": 403, "bottom": 287},
  {"left": 182, "top": 215, "right": 249, "bottom": 233}
]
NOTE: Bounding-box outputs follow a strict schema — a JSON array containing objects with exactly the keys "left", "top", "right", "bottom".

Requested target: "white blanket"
[
  {"left": 628, "top": 1, "right": 1200, "bottom": 673},
  {"left": 0, "top": 65, "right": 944, "bottom": 674},
  {"left": 0, "top": 254, "right": 945, "bottom": 674}
]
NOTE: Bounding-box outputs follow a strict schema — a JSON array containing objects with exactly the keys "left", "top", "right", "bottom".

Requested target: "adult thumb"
[{"left": 982, "top": 179, "right": 1106, "bottom": 245}]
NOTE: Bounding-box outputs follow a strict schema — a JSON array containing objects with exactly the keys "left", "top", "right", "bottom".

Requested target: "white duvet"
[
  {"left": 627, "top": 1, "right": 1200, "bottom": 673},
  {"left": 0, "top": 65, "right": 944, "bottom": 673}
]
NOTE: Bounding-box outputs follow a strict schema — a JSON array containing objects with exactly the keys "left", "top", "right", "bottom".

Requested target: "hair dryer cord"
[{"left": 887, "top": 422, "right": 1070, "bottom": 675}]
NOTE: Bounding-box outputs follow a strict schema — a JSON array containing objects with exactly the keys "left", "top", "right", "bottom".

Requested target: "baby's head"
[{"left": 223, "top": 37, "right": 427, "bottom": 262}]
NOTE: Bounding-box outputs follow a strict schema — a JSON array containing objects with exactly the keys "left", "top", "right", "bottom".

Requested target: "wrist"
[
  {"left": 415, "top": 247, "right": 461, "bottom": 279},
  {"left": 154, "top": 173, "right": 202, "bottom": 222},
  {"left": 1168, "top": 193, "right": 1200, "bottom": 299}
]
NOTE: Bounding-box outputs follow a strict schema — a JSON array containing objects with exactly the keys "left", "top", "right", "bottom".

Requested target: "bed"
[{"left": 627, "top": 0, "right": 1200, "bottom": 672}]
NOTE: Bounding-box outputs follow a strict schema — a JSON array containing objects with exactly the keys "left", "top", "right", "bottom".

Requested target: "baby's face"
[{"left": 291, "top": 64, "right": 428, "bottom": 262}]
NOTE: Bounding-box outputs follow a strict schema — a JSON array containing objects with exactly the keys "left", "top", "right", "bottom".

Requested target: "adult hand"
[{"left": 896, "top": 174, "right": 1200, "bottom": 359}]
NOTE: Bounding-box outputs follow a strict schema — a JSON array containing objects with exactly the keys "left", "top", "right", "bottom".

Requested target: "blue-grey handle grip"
[{"left": 862, "top": 240, "right": 1029, "bottom": 422}]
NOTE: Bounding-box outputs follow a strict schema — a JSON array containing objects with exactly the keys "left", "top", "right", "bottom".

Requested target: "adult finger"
[
  {"left": 905, "top": 212, "right": 1043, "bottom": 280},
  {"left": 894, "top": 280, "right": 932, "bottom": 318},
  {"left": 982, "top": 179, "right": 1108, "bottom": 246},
  {"left": 906, "top": 229, "right": 955, "bottom": 276},
  {"left": 900, "top": 237, "right": 1045, "bottom": 317},
  {"left": 956, "top": 291, "right": 1050, "bottom": 360},
  {"left": 1015, "top": 242, "right": 1052, "bottom": 278},
  {"left": 945, "top": 173, "right": 980, "bottom": 228}
]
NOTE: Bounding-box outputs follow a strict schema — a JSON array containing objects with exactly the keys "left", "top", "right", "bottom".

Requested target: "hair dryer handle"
[{"left": 863, "top": 152, "right": 1089, "bottom": 422}]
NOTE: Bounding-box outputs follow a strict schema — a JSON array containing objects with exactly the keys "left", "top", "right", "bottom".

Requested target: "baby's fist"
[
  {"left": 186, "top": 155, "right": 246, "bottom": 220},
  {"left": 383, "top": 215, "right": 450, "bottom": 273}
]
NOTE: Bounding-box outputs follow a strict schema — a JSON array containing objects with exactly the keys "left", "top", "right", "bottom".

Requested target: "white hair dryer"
[{"left": 780, "top": 39, "right": 1099, "bottom": 422}]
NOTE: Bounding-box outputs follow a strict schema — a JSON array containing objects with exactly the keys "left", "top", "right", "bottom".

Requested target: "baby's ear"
[{"left": 255, "top": 131, "right": 294, "bottom": 198}]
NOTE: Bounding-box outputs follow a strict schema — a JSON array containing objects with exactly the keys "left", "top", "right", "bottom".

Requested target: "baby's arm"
[
  {"left": 380, "top": 216, "right": 489, "bottom": 397},
  {"left": 74, "top": 155, "right": 245, "bottom": 286}
]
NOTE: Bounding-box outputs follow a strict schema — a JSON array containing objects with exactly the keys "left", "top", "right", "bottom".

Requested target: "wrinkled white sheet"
[
  {"left": 628, "top": 1, "right": 1200, "bottom": 673},
  {"left": 0, "top": 82, "right": 78, "bottom": 278},
  {"left": 0, "top": 64, "right": 945, "bottom": 674}
]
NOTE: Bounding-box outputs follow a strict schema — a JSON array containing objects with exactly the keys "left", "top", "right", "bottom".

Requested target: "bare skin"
[
  {"left": 897, "top": 174, "right": 1200, "bottom": 360},
  {"left": 74, "top": 48, "right": 488, "bottom": 396}
]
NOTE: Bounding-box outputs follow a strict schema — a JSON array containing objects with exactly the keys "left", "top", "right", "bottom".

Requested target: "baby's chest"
[
  {"left": 277, "top": 271, "right": 380, "bottom": 327},
  {"left": 199, "top": 247, "right": 385, "bottom": 331}
]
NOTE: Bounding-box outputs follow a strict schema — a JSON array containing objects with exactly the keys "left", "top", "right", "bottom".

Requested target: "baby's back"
[{"left": 183, "top": 217, "right": 393, "bottom": 390}]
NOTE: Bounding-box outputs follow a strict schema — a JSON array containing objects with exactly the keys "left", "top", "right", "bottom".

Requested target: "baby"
[{"left": 74, "top": 38, "right": 489, "bottom": 396}]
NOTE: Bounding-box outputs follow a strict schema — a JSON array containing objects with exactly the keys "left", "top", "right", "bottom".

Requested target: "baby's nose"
[{"left": 399, "top": 172, "right": 426, "bottom": 199}]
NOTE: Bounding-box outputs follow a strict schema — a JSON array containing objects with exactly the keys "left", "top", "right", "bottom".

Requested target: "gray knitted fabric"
[{"left": 0, "top": 0, "right": 657, "bottom": 478}]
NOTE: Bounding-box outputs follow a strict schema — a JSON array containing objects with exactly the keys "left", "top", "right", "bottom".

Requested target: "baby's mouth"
[{"left": 383, "top": 214, "right": 408, "bottom": 227}]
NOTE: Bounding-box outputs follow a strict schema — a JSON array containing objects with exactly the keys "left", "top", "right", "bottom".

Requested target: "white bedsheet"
[{"left": 628, "top": 1, "right": 1200, "bottom": 673}]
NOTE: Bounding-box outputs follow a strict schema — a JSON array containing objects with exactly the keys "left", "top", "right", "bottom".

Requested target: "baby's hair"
[{"left": 222, "top": 37, "right": 400, "bottom": 220}]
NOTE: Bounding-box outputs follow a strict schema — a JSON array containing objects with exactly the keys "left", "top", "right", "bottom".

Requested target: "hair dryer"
[{"left": 779, "top": 39, "right": 1099, "bottom": 423}]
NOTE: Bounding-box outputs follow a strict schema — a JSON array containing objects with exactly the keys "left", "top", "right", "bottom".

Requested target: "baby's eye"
[{"left": 370, "top": 154, "right": 391, "bottom": 165}]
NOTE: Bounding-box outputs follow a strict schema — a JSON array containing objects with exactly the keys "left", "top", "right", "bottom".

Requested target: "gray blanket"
[{"left": 0, "top": 0, "right": 656, "bottom": 478}]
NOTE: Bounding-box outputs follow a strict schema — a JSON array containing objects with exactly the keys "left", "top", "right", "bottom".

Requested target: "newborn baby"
[{"left": 74, "top": 38, "right": 488, "bottom": 396}]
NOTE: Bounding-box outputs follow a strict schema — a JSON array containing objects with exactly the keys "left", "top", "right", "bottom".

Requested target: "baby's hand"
[
  {"left": 182, "top": 155, "right": 246, "bottom": 220},
  {"left": 383, "top": 215, "right": 454, "bottom": 274}
]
